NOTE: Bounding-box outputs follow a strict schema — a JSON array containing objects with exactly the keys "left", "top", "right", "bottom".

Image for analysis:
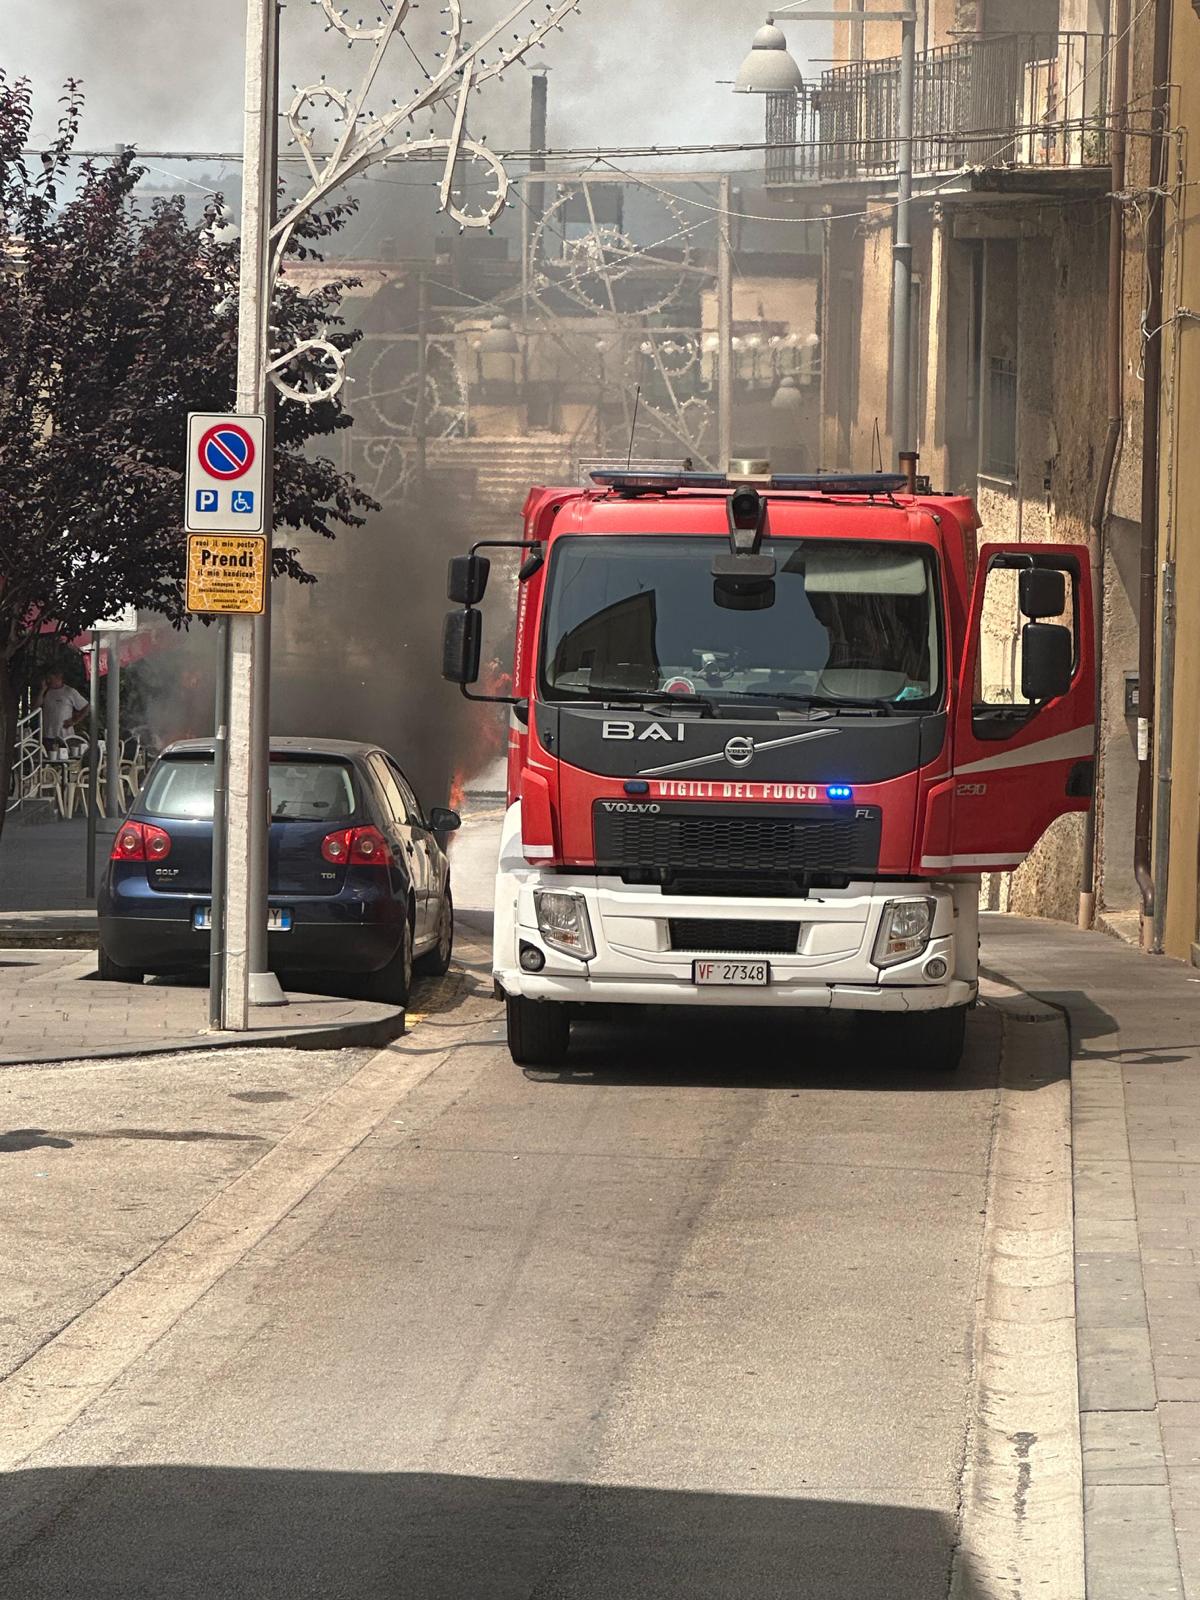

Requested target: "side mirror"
[
  {"left": 429, "top": 806, "right": 462, "bottom": 833},
  {"left": 447, "top": 554, "right": 490, "bottom": 606},
  {"left": 442, "top": 609, "right": 482, "bottom": 684},
  {"left": 1022, "top": 622, "right": 1072, "bottom": 701},
  {"left": 1019, "top": 567, "right": 1066, "bottom": 620}
]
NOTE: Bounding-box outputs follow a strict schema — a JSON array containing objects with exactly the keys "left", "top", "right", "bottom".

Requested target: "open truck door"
[{"left": 924, "top": 542, "right": 1095, "bottom": 874}]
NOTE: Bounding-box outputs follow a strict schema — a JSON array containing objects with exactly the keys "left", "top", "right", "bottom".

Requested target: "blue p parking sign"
[{"left": 196, "top": 489, "right": 219, "bottom": 514}]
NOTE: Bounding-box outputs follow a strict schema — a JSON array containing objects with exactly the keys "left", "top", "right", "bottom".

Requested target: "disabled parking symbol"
[
  {"left": 195, "top": 489, "right": 219, "bottom": 514},
  {"left": 231, "top": 490, "right": 256, "bottom": 515}
]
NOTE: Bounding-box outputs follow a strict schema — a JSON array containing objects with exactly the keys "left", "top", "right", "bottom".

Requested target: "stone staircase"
[{"left": 424, "top": 436, "right": 576, "bottom": 536}]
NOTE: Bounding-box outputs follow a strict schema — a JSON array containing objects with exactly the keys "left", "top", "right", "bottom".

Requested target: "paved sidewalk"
[
  {"left": 0, "top": 949, "right": 406, "bottom": 1065},
  {"left": 984, "top": 913, "right": 1200, "bottom": 1600}
]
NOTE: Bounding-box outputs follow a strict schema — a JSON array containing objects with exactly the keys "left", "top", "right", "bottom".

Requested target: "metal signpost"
[{"left": 185, "top": 413, "right": 270, "bottom": 1029}]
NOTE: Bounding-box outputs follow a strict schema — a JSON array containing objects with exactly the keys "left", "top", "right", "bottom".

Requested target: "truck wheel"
[
  {"left": 860, "top": 1005, "right": 968, "bottom": 1072},
  {"left": 506, "top": 995, "right": 570, "bottom": 1067},
  {"left": 97, "top": 945, "right": 143, "bottom": 984}
]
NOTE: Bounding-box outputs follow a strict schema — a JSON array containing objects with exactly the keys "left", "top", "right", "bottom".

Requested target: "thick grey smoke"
[
  {"left": 269, "top": 491, "right": 503, "bottom": 814},
  {"left": 10, "top": 0, "right": 821, "bottom": 156}
]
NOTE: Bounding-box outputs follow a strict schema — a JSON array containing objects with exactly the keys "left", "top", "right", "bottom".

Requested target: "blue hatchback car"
[{"left": 97, "top": 737, "right": 459, "bottom": 1005}]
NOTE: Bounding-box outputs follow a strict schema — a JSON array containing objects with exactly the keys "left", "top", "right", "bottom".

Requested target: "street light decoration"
[
  {"left": 733, "top": 22, "right": 803, "bottom": 94},
  {"left": 268, "top": 0, "right": 581, "bottom": 405}
]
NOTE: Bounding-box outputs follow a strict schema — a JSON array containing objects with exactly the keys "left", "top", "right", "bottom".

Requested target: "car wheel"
[
  {"left": 97, "top": 944, "right": 144, "bottom": 984},
  {"left": 415, "top": 889, "right": 454, "bottom": 978},
  {"left": 362, "top": 911, "right": 413, "bottom": 1008},
  {"left": 506, "top": 995, "right": 570, "bottom": 1067}
]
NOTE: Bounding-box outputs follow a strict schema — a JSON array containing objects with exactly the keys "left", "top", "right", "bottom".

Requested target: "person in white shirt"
[{"left": 36, "top": 672, "right": 88, "bottom": 748}]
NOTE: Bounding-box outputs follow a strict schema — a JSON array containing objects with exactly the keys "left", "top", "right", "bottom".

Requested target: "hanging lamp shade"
[{"left": 734, "top": 23, "right": 803, "bottom": 94}]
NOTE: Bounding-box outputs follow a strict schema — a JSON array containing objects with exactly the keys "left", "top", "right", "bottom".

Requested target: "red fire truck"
[{"left": 443, "top": 464, "right": 1094, "bottom": 1070}]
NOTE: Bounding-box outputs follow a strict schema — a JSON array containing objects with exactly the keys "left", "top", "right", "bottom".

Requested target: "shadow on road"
[
  {"left": 529, "top": 1003, "right": 1018, "bottom": 1093},
  {"left": 3, "top": 1466, "right": 982, "bottom": 1599}
]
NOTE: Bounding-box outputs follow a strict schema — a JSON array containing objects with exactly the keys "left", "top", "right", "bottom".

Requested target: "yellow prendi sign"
[{"left": 186, "top": 534, "right": 267, "bottom": 615}]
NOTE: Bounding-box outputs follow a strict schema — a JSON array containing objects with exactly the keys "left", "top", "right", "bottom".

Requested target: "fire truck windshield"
[{"left": 539, "top": 535, "right": 942, "bottom": 710}]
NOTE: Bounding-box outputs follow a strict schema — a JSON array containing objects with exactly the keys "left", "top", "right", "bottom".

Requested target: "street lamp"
[
  {"left": 480, "top": 313, "right": 521, "bottom": 399},
  {"left": 771, "top": 373, "right": 804, "bottom": 411},
  {"left": 733, "top": 21, "right": 804, "bottom": 93},
  {"left": 481, "top": 313, "right": 520, "bottom": 355}
]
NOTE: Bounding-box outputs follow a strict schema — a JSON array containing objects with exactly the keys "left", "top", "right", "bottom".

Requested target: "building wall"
[
  {"left": 1158, "top": 0, "right": 1200, "bottom": 960},
  {"left": 821, "top": 203, "right": 932, "bottom": 470}
]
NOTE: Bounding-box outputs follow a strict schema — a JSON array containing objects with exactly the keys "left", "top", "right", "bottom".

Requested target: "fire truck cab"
[{"left": 443, "top": 464, "right": 1095, "bottom": 1071}]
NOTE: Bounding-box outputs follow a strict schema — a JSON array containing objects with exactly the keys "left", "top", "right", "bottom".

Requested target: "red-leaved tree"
[{"left": 0, "top": 75, "right": 376, "bottom": 835}]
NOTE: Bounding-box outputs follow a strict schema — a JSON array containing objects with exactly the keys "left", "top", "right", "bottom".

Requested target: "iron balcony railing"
[{"left": 766, "top": 30, "right": 1111, "bottom": 186}]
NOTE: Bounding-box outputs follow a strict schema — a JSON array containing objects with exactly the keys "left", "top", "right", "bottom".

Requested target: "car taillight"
[
  {"left": 321, "top": 826, "right": 393, "bottom": 866},
  {"left": 110, "top": 821, "right": 171, "bottom": 862}
]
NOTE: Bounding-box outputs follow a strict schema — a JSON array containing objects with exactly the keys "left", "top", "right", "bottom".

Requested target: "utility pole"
[
  {"left": 222, "top": 0, "right": 285, "bottom": 1028},
  {"left": 104, "top": 637, "right": 121, "bottom": 817},
  {"left": 528, "top": 70, "right": 548, "bottom": 262},
  {"left": 754, "top": 8, "right": 917, "bottom": 463},
  {"left": 203, "top": 0, "right": 578, "bottom": 1029},
  {"left": 717, "top": 174, "right": 734, "bottom": 466},
  {"left": 85, "top": 639, "right": 101, "bottom": 899},
  {"left": 889, "top": 12, "right": 916, "bottom": 461},
  {"left": 415, "top": 271, "right": 429, "bottom": 494}
]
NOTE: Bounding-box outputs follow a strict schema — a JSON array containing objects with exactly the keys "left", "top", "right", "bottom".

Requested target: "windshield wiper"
[
  {"left": 729, "top": 690, "right": 898, "bottom": 717},
  {"left": 581, "top": 687, "right": 717, "bottom": 717}
]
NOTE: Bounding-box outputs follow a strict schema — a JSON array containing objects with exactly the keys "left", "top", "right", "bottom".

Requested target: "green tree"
[{"left": 0, "top": 75, "right": 375, "bottom": 833}]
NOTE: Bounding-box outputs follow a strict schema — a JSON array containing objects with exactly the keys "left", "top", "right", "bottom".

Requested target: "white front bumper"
[{"left": 493, "top": 804, "right": 978, "bottom": 1012}]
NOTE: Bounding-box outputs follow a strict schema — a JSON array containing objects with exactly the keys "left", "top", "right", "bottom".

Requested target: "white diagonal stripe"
[
  {"left": 639, "top": 727, "right": 838, "bottom": 777},
  {"left": 954, "top": 724, "right": 1094, "bottom": 778}
]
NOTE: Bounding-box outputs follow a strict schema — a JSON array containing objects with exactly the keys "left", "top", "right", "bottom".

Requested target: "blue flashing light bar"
[
  {"left": 826, "top": 785, "right": 854, "bottom": 801},
  {"left": 590, "top": 468, "right": 910, "bottom": 496}
]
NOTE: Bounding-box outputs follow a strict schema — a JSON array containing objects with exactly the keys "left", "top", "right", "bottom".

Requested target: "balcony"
[{"left": 765, "top": 31, "right": 1111, "bottom": 187}]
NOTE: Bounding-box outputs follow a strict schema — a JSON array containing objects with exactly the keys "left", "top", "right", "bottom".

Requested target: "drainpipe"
[
  {"left": 1078, "top": 0, "right": 1129, "bottom": 930},
  {"left": 1134, "top": 0, "right": 1172, "bottom": 941}
]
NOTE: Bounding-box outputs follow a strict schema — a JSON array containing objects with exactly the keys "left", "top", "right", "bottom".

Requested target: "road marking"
[{"left": 0, "top": 974, "right": 491, "bottom": 1473}]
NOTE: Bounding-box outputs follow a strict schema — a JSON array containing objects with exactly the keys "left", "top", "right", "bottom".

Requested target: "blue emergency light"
[
  {"left": 590, "top": 468, "right": 909, "bottom": 496},
  {"left": 826, "top": 785, "right": 853, "bottom": 801}
]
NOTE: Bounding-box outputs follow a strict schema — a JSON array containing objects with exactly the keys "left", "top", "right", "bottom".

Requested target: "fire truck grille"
[
  {"left": 669, "top": 919, "right": 801, "bottom": 954},
  {"left": 593, "top": 803, "right": 882, "bottom": 879}
]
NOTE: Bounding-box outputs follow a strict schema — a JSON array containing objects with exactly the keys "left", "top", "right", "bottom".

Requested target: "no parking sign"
[{"left": 185, "top": 412, "right": 266, "bottom": 533}]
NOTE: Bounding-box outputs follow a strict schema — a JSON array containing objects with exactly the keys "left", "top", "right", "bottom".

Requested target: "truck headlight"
[
  {"left": 872, "top": 897, "right": 936, "bottom": 968},
  {"left": 534, "top": 890, "right": 595, "bottom": 961}
]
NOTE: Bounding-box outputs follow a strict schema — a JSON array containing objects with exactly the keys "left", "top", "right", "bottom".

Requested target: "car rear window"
[{"left": 143, "top": 757, "right": 358, "bottom": 822}]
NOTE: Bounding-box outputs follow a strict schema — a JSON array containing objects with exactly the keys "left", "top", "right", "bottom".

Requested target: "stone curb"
[
  {"left": 952, "top": 983, "right": 1084, "bottom": 1599},
  {"left": 0, "top": 1005, "right": 405, "bottom": 1068},
  {"left": 0, "top": 929, "right": 99, "bottom": 949}
]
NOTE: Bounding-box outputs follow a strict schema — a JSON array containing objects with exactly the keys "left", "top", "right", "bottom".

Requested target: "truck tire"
[
  {"left": 506, "top": 995, "right": 570, "bottom": 1067},
  {"left": 859, "top": 1004, "right": 968, "bottom": 1072}
]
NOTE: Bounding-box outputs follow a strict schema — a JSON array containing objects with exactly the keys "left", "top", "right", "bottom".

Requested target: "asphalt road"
[{"left": 2, "top": 808, "right": 1008, "bottom": 1599}]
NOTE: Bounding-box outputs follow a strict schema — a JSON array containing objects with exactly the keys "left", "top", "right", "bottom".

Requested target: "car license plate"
[
  {"left": 192, "top": 907, "right": 293, "bottom": 932},
  {"left": 692, "top": 960, "right": 770, "bottom": 986}
]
